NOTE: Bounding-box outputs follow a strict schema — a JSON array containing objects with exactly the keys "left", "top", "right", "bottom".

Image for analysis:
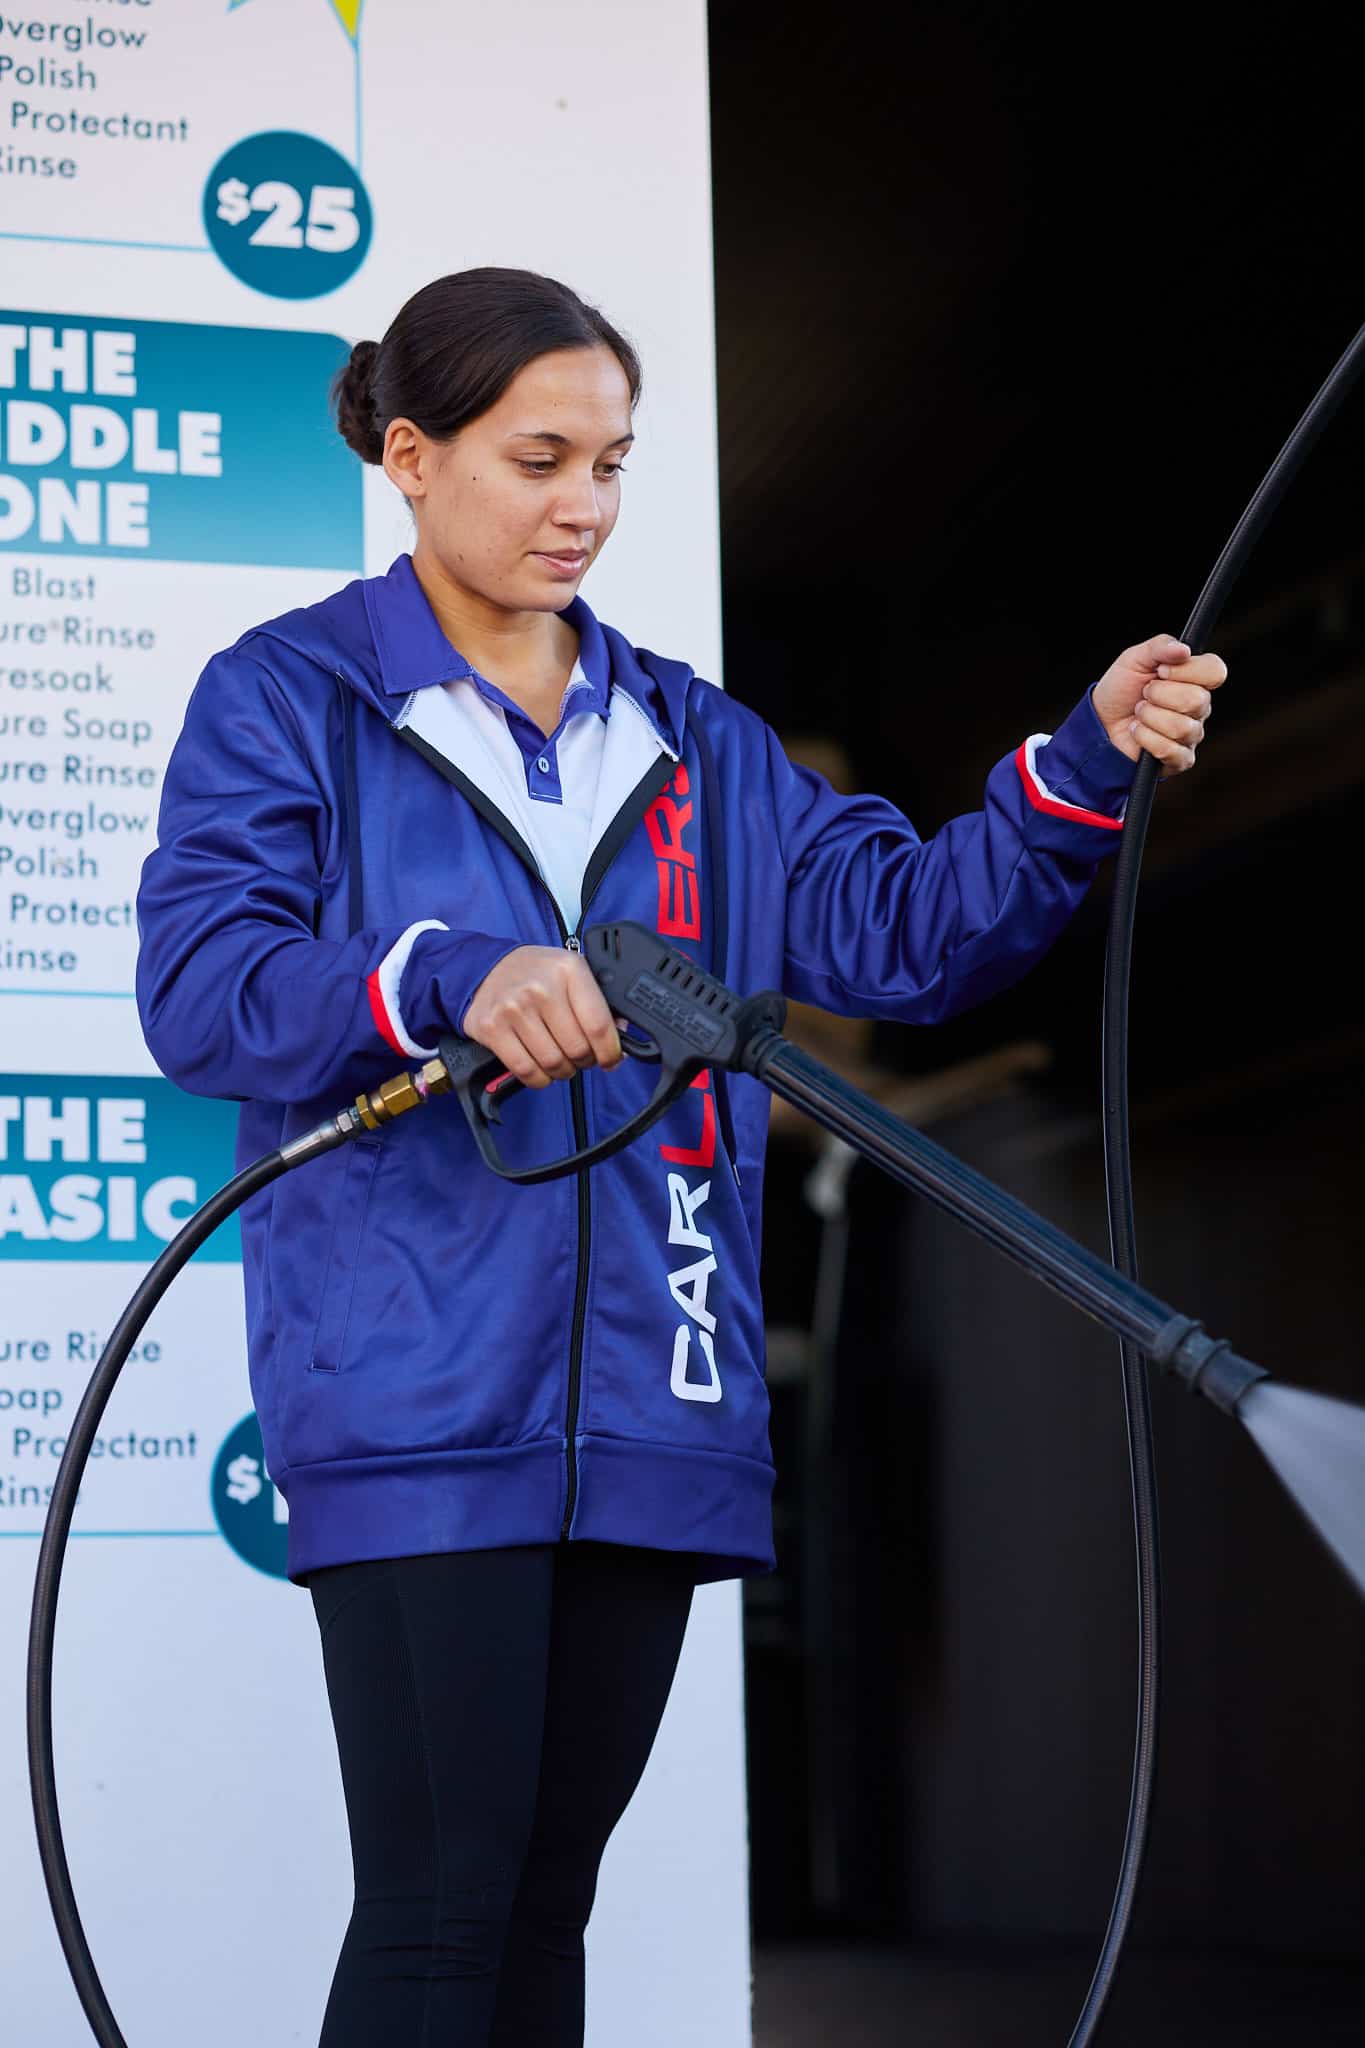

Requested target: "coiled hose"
[
  {"left": 1071, "top": 314, "right": 1365, "bottom": 2047},
  {"left": 26, "top": 324, "right": 1365, "bottom": 2048}
]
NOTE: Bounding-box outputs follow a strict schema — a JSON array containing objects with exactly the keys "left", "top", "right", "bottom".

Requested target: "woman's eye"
[{"left": 515, "top": 459, "right": 627, "bottom": 479}]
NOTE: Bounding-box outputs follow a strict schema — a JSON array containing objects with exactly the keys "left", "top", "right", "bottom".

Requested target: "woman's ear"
[{"left": 382, "top": 417, "right": 425, "bottom": 502}]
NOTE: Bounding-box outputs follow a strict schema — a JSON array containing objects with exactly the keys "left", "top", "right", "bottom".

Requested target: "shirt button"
[{"left": 536, "top": 756, "right": 551, "bottom": 774}]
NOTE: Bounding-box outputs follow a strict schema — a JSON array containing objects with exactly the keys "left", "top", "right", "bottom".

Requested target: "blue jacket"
[{"left": 135, "top": 552, "right": 1137, "bottom": 1583}]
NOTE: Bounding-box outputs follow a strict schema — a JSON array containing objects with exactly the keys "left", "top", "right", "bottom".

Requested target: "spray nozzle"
[{"left": 1162, "top": 1324, "right": 1271, "bottom": 1415}]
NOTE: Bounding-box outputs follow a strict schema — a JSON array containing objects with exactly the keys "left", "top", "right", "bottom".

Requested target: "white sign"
[{"left": 1, "top": 4, "right": 747, "bottom": 2043}]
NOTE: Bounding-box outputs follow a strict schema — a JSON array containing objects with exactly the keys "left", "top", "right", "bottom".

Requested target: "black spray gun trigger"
[
  {"left": 435, "top": 919, "right": 786, "bottom": 1184},
  {"left": 614, "top": 1015, "right": 664, "bottom": 1062},
  {"left": 478, "top": 1067, "right": 523, "bottom": 1125},
  {"left": 471, "top": 1011, "right": 661, "bottom": 1128}
]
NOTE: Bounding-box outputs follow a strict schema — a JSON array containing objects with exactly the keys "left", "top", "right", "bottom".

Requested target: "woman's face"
[{"left": 386, "top": 344, "right": 634, "bottom": 613}]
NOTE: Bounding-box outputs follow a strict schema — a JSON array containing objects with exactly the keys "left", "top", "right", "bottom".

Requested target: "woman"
[{"left": 134, "top": 267, "right": 1224, "bottom": 2046}]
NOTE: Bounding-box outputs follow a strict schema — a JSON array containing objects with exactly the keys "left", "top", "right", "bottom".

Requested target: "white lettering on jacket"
[{"left": 666, "top": 1168, "right": 722, "bottom": 1404}]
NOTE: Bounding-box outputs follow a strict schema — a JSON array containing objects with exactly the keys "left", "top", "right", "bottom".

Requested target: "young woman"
[{"left": 134, "top": 267, "right": 1225, "bottom": 2046}]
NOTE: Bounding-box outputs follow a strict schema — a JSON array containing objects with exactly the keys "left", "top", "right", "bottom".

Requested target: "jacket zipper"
[
  {"left": 393, "top": 724, "right": 676, "bottom": 1539},
  {"left": 509, "top": 890, "right": 592, "bottom": 1539},
  {"left": 559, "top": 928, "right": 592, "bottom": 1539},
  {"left": 558, "top": 795, "right": 673, "bottom": 1538}
]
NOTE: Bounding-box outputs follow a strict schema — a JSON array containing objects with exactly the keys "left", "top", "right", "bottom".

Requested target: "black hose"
[
  {"left": 26, "top": 1150, "right": 293, "bottom": 2048},
  {"left": 1069, "top": 315, "right": 1365, "bottom": 2048},
  {"left": 27, "top": 331, "right": 1365, "bottom": 2048}
]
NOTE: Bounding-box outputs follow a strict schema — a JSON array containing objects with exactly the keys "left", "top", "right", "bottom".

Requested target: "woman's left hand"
[{"left": 1091, "top": 632, "right": 1228, "bottom": 777}]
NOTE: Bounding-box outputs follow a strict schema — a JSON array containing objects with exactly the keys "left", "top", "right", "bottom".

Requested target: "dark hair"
[{"left": 331, "top": 267, "right": 643, "bottom": 465}]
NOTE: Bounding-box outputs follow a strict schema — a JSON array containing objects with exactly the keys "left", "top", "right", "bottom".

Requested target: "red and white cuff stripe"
[
  {"left": 366, "top": 919, "right": 449, "bottom": 1058},
  {"left": 1016, "top": 734, "right": 1124, "bottom": 831}
]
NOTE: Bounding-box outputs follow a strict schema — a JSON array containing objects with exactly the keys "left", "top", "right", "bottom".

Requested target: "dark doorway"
[{"left": 707, "top": 3, "right": 1365, "bottom": 2035}]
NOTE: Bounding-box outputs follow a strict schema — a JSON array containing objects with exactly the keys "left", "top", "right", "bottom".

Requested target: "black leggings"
[{"left": 306, "top": 1540, "right": 697, "bottom": 2047}]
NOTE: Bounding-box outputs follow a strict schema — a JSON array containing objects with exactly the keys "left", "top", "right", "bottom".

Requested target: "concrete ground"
[{"left": 751, "top": 1941, "right": 1365, "bottom": 2046}]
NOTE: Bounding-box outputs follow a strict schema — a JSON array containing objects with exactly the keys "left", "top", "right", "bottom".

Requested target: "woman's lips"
[{"left": 534, "top": 552, "right": 588, "bottom": 578}]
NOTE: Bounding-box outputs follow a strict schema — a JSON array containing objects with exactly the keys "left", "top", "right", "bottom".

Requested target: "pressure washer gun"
[
  {"left": 320, "top": 917, "right": 1264, "bottom": 1418},
  {"left": 24, "top": 917, "right": 1350, "bottom": 2048}
]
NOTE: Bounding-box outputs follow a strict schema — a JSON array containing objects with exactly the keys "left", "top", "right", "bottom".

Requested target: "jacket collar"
[
  {"left": 364, "top": 548, "right": 612, "bottom": 699},
  {"left": 343, "top": 548, "right": 695, "bottom": 757}
]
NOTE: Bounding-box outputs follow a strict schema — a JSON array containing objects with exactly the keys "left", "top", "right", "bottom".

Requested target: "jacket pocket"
[{"left": 307, "top": 1138, "right": 382, "bottom": 1373}]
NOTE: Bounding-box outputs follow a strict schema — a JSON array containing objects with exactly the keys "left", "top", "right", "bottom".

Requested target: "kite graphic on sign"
[{"left": 228, "top": 0, "right": 364, "bottom": 38}]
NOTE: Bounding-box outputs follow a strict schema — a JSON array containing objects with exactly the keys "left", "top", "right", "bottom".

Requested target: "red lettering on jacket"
[
  {"left": 650, "top": 759, "right": 713, "bottom": 1164},
  {"left": 657, "top": 863, "right": 700, "bottom": 937},
  {"left": 646, "top": 763, "right": 701, "bottom": 939},
  {"left": 660, "top": 1069, "right": 716, "bottom": 1167}
]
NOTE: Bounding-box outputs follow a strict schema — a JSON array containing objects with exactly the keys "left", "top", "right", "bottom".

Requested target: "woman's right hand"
[{"left": 461, "top": 946, "right": 624, "bottom": 1088}]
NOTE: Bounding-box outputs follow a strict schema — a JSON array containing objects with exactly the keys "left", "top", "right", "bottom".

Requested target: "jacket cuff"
[
  {"left": 397, "top": 927, "right": 527, "bottom": 1046},
  {"left": 1017, "top": 685, "right": 1137, "bottom": 829}
]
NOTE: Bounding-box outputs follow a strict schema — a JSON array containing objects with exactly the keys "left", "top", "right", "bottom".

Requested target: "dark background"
[{"left": 706, "top": 4, "right": 1365, "bottom": 2038}]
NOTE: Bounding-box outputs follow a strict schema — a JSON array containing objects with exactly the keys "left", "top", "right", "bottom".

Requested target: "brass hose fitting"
[
  {"left": 281, "top": 1059, "right": 454, "bottom": 1166},
  {"left": 353, "top": 1057, "right": 451, "bottom": 1130}
]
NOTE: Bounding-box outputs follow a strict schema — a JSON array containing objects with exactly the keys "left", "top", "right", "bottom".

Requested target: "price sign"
[
  {"left": 203, "top": 130, "right": 373, "bottom": 298},
  {"left": 211, "top": 1412, "right": 291, "bottom": 1578}
]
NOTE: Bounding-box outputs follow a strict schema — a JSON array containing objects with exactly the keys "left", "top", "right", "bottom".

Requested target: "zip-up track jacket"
[{"left": 135, "top": 553, "right": 1137, "bottom": 1583}]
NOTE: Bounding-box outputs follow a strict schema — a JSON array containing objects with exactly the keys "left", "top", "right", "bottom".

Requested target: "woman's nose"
[{"left": 554, "top": 475, "right": 603, "bottom": 530}]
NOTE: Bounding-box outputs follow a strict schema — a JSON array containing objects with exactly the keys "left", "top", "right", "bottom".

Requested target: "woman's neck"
[{"left": 411, "top": 547, "right": 579, "bottom": 729}]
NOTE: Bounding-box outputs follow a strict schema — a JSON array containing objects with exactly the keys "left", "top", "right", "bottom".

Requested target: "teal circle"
[
  {"left": 203, "top": 130, "right": 372, "bottom": 299},
  {"left": 211, "top": 1412, "right": 290, "bottom": 1579}
]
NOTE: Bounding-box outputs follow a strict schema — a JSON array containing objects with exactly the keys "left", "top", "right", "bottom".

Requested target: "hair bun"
[{"left": 332, "top": 339, "right": 384, "bottom": 463}]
